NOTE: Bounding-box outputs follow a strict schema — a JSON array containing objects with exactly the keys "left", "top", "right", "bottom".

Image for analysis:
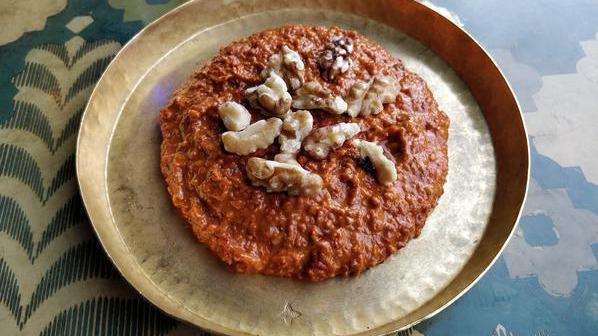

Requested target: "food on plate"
[
  {"left": 245, "top": 72, "right": 292, "bottom": 117},
  {"left": 292, "top": 81, "right": 348, "bottom": 114},
  {"left": 279, "top": 110, "right": 314, "bottom": 154},
  {"left": 160, "top": 25, "right": 449, "bottom": 281},
  {"left": 221, "top": 118, "right": 283, "bottom": 156},
  {"left": 352, "top": 139, "right": 398, "bottom": 185},
  {"left": 218, "top": 102, "right": 251, "bottom": 131},
  {"left": 302, "top": 122, "right": 361, "bottom": 159}
]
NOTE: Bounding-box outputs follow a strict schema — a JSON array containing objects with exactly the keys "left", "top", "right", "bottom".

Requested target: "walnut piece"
[
  {"left": 303, "top": 122, "right": 361, "bottom": 159},
  {"left": 292, "top": 81, "right": 348, "bottom": 114},
  {"left": 346, "top": 79, "right": 372, "bottom": 117},
  {"left": 279, "top": 110, "right": 313, "bottom": 154},
  {"left": 246, "top": 157, "right": 323, "bottom": 196},
  {"left": 273, "top": 152, "right": 299, "bottom": 165},
  {"left": 218, "top": 102, "right": 251, "bottom": 131},
  {"left": 353, "top": 139, "right": 397, "bottom": 185},
  {"left": 318, "top": 35, "right": 354, "bottom": 81},
  {"left": 221, "top": 118, "right": 282, "bottom": 155},
  {"left": 246, "top": 72, "right": 292, "bottom": 117},
  {"left": 347, "top": 76, "right": 400, "bottom": 117},
  {"left": 261, "top": 46, "right": 305, "bottom": 91}
]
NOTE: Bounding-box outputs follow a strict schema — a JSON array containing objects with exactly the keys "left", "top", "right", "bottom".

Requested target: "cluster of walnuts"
[{"left": 217, "top": 37, "right": 400, "bottom": 195}]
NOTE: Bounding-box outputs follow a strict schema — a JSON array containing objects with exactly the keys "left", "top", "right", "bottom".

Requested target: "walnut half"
[
  {"left": 353, "top": 139, "right": 397, "bottom": 185},
  {"left": 273, "top": 153, "right": 299, "bottom": 165},
  {"left": 261, "top": 46, "right": 305, "bottom": 91},
  {"left": 318, "top": 35, "right": 354, "bottom": 81},
  {"left": 218, "top": 102, "right": 251, "bottom": 131},
  {"left": 292, "top": 81, "right": 348, "bottom": 115},
  {"left": 246, "top": 157, "right": 323, "bottom": 196},
  {"left": 221, "top": 118, "right": 282, "bottom": 155},
  {"left": 346, "top": 76, "right": 400, "bottom": 117},
  {"left": 246, "top": 72, "right": 292, "bottom": 117},
  {"left": 279, "top": 110, "right": 313, "bottom": 154},
  {"left": 303, "top": 122, "right": 361, "bottom": 159}
]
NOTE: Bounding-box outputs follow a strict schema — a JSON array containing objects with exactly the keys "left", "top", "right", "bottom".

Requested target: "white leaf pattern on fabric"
[
  {"left": 503, "top": 179, "right": 598, "bottom": 296},
  {"left": 493, "top": 324, "right": 515, "bottom": 336},
  {"left": 0, "top": 0, "right": 67, "bottom": 46},
  {"left": 108, "top": 0, "right": 187, "bottom": 23},
  {"left": 0, "top": 30, "right": 125, "bottom": 334},
  {"left": 526, "top": 33, "right": 598, "bottom": 184}
]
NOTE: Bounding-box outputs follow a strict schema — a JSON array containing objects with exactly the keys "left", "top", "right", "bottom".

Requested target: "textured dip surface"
[{"left": 159, "top": 25, "right": 449, "bottom": 281}]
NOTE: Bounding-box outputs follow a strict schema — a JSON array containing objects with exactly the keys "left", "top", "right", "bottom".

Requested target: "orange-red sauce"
[{"left": 160, "top": 25, "right": 449, "bottom": 281}]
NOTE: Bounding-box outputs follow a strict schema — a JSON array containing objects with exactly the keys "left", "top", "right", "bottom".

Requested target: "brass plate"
[{"left": 76, "top": 0, "right": 529, "bottom": 335}]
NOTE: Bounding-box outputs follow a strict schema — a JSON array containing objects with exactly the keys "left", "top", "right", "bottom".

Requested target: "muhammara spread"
[{"left": 159, "top": 25, "right": 449, "bottom": 281}]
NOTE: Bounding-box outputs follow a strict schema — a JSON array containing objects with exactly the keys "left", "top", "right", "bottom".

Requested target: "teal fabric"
[{"left": 0, "top": 1, "right": 596, "bottom": 335}]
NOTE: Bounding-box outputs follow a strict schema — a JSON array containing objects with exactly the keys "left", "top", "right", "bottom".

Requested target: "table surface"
[{"left": 0, "top": 1, "right": 596, "bottom": 335}]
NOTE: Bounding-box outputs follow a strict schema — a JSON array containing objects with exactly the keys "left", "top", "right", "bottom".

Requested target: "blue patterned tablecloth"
[{"left": 0, "top": 1, "right": 596, "bottom": 335}]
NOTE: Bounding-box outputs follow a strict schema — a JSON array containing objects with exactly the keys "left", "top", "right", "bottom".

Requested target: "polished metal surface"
[{"left": 76, "top": 1, "right": 529, "bottom": 335}]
